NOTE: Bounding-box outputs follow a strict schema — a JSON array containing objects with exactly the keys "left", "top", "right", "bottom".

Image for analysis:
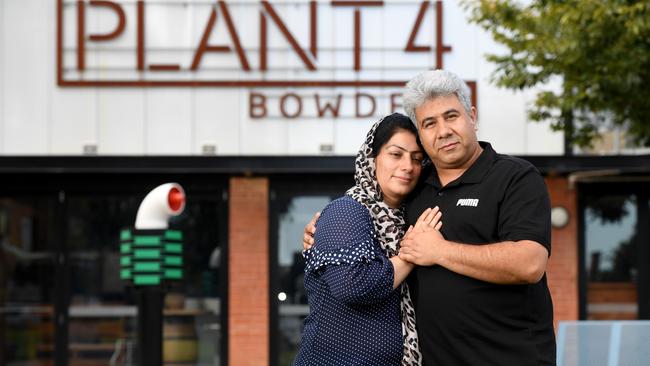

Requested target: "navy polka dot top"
[{"left": 294, "top": 196, "right": 402, "bottom": 366}]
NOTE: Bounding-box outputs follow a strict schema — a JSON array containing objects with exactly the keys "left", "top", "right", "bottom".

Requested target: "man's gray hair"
[{"left": 403, "top": 70, "right": 472, "bottom": 126}]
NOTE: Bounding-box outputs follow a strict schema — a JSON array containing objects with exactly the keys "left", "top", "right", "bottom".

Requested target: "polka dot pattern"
[
  {"left": 294, "top": 196, "right": 402, "bottom": 365},
  {"left": 302, "top": 238, "right": 376, "bottom": 273}
]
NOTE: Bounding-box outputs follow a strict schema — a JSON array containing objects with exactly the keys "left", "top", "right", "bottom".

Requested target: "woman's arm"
[
  {"left": 389, "top": 256, "right": 414, "bottom": 289},
  {"left": 322, "top": 257, "right": 396, "bottom": 306}
]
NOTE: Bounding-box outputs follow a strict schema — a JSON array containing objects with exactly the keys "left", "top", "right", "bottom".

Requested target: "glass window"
[
  {"left": 271, "top": 176, "right": 351, "bottom": 366},
  {"left": 0, "top": 196, "right": 57, "bottom": 365},
  {"left": 276, "top": 196, "right": 333, "bottom": 365},
  {"left": 583, "top": 189, "right": 648, "bottom": 320}
]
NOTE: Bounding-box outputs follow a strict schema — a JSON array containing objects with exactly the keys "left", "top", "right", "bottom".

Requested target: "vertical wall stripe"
[
  {"left": 545, "top": 176, "right": 579, "bottom": 326},
  {"left": 228, "top": 177, "right": 269, "bottom": 366}
]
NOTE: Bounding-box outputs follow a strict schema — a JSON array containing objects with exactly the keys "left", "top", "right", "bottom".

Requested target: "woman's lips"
[{"left": 394, "top": 176, "right": 413, "bottom": 183}]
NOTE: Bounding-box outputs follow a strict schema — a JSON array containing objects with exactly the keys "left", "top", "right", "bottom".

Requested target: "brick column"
[
  {"left": 545, "top": 176, "right": 579, "bottom": 326},
  {"left": 229, "top": 177, "right": 269, "bottom": 366}
]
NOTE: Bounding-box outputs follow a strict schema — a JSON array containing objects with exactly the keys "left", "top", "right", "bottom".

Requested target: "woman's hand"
[
  {"left": 412, "top": 206, "right": 442, "bottom": 233},
  {"left": 399, "top": 207, "right": 443, "bottom": 266},
  {"left": 302, "top": 212, "right": 320, "bottom": 251}
]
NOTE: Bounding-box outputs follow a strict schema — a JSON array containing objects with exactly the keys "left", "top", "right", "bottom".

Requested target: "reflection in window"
[
  {"left": 585, "top": 195, "right": 637, "bottom": 319},
  {"left": 277, "top": 196, "right": 332, "bottom": 365},
  {"left": 0, "top": 197, "right": 57, "bottom": 365}
]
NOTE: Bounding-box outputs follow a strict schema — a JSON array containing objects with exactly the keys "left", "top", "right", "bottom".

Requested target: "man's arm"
[
  {"left": 400, "top": 164, "right": 552, "bottom": 285},
  {"left": 399, "top": 229, "right": 548, "bottom": 285}
]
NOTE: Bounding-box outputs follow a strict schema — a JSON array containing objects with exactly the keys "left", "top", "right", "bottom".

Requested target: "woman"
[{"left": 294, "top": 113, "right": 441, "bottom": 365}]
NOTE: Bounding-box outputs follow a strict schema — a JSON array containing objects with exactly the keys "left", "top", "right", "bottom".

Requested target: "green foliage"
[{"left": 462, "top": 0, "right": 650, "bottom": 148}]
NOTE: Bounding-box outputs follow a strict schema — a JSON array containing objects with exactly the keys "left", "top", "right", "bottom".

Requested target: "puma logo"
[{"left": 456, "top": 198, "right": 479, "bottom": 207}]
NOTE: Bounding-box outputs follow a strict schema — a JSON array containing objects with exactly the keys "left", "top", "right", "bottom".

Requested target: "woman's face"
[{"left": 375, "top": 129, "right": 424, "bottom": 208}]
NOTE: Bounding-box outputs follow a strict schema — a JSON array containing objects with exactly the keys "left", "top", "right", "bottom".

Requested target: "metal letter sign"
[{"left": 57, "top": 0, "right": 477, "bottom": 118}]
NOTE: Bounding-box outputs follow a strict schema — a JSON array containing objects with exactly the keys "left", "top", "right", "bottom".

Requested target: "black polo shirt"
[{"left": 405, "top": 142, "right": 556, "bottom": 366}]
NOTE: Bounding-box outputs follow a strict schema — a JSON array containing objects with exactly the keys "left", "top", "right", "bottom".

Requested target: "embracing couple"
[{"left": 294, "top": 70, "right": 556, "bottom": 366}]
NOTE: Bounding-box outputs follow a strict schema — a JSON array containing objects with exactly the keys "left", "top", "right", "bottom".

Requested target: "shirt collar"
[{"left": 425, "top": 141, "right": 496, "bottom": 188}]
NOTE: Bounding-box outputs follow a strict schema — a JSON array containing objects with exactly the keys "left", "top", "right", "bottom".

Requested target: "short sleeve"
[
  {"left": 498, "top": 165, "right": 552, "bottom": 255},
  {"left": 303, "top": 197, "right": 380, "bottom": 272}
]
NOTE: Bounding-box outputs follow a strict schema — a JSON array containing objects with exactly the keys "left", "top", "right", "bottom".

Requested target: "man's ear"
[
  {"left": 471, "top": 107, "right": 478, "bottom": 125},
  {"left": 470, "top": 106, "right": 478, "bottom": 130}
]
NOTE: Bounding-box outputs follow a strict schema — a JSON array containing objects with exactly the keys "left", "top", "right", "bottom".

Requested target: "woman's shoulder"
[
  {"left": 318, "top": 196, "right": 372, "bottom": 229},
  {"left": 305, "top": 196, "right": 378, "bottom": 272},
  {"left": 323, "top": 195, "right": 365, "bottom": 212}
]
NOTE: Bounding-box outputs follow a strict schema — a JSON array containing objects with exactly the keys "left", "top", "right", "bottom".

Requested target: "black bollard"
[{"left": 136, "top": 286, "right": 163, "bottom": 366}]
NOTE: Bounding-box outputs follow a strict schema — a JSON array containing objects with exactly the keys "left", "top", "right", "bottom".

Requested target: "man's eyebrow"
[
  {"left": 420, "top": 108, "right": 460, "bottom": 125},
  {"left": 442, "top": 108, "right": 460, "bottom": 117}
]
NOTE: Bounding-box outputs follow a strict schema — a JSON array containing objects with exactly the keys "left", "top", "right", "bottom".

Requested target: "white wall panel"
[
  {"left": 193, "top": 89, "right": 242, "bottom": 155},
  {"left": 524, "top": 86, "right": 564, "bottom": 154},
  {"left": 3, "top": 0, "right": 50, "bottom": 154},
  {"left": 51, "top": 1, "right": 100, "bottom": 155},
  {"left": 443, "top": 1, "right": 479, "bottom": 78},
  {"left": 287, "top": 116, "right": 335, "bottom": 155},
  {"left": 98, "top": 89, "right": 145, "bottom": 154},
  {"left": 240, "top": 115, "right": 288, "bottom": 156},
  {"left": 145, "top": 89, "right": 192, "bottom": 154},
  {"left": 50, "top": 88, "right": 98, "bottom": 154},
  {"left": 477, "top": 86, "right": 528, "bottom": 155},
  {"left": 334, "top": 118, "right": 374, "bottom": 156}
]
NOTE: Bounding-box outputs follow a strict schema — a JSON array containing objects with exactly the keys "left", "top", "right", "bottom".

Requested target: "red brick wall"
[
  {"left": 545, "top": 176, "right": 579, "bottom": 326},
  {"left": 229, "top": 177, "right": 269, "bottom": 366}
]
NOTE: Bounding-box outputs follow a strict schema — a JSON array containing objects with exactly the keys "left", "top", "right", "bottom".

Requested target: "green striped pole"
[{"left": 120, "top": 228, "right": 184, "bottom": 286}]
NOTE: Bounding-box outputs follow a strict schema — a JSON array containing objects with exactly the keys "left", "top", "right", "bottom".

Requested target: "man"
[
  {"left": 398, "top": 69, "right": 555, "bottom": 365},
  {"left": 303, "top": 70, "right": 555, "bottom": 365}
]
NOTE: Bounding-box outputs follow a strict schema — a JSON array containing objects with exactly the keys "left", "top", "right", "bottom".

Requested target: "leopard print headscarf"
[{"left": 345, "top": 115, "right": 422, "bottom": 366}]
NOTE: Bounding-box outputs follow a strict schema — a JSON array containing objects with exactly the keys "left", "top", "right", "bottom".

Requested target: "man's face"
[{"left": 414, "top": 95, "right": 479, "bottom": 170}]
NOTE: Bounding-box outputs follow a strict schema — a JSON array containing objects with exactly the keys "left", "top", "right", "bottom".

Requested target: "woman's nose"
[{"left": 401, "top": 157, "right": 414, "bottom": 172}]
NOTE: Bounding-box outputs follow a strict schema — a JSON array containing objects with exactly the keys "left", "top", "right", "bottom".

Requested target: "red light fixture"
[{"left": 168, "top": 187, "right": 185, "bottom": 212}]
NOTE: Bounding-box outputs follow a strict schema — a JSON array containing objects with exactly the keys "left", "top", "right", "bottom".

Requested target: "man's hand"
[
  {"left": 399, "top": 207, "right": 443, "bottom": 266},
  {"left": 400, "top": 229, "right": 447, "bottom": 266},
  {"left": 302, "top": 212, "right": 320, "bottom": 251}
]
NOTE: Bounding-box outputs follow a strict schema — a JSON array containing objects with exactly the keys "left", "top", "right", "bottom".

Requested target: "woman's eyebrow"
[{"left": 387, "top": 144, "right": 422, "bottom": 153}]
